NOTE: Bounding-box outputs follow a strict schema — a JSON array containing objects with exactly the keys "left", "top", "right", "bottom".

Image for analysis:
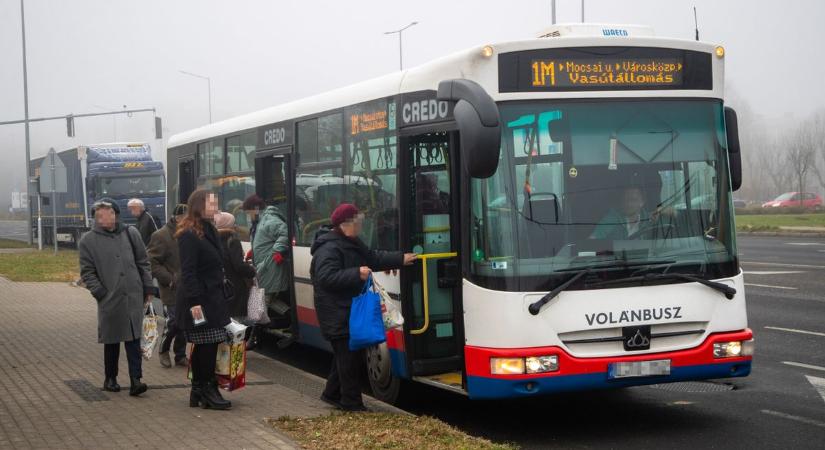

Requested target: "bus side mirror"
[
  {"left": 548, "top": 118, "right": 570, "bottom": 143},
  {"left": 724, "top": 106, "right": 742, "bottom": 192},
  {"left": 437, "top": 79, "right": 500, "bottom": 178}
]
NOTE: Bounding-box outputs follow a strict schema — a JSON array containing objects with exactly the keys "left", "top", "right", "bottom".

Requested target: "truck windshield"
[
  {"left": 97, "top": 175, "right": 165, "bottom": 197},
  {"left": 469, "top": 99, "right": 737, "bottom": 292}
]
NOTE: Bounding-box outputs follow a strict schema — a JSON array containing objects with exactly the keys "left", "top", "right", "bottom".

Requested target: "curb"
[{"left": 258, "top": 353, "right": 413, "bottom": 416}]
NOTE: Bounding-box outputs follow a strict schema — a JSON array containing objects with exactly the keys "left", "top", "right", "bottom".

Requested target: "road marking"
[
  {"left": 805, "top": 375, "right": 825, "bottom": 405},
  {"left": 786, "top": 242, "right": 825, "bottom": 246},
  {"left": 765, "top": 326, "right": 825, "bottom": 337},
  {"left": 761, "top": 410, "right": 825, "bottom": 429},
  {"left": 742, "top": 261, "right": 825, "bottom": 270},
  {"left": 744, "top": 271, "right": 805, "bottom": 275},
  {"left": 782, "top": 361, "right": 825, "bottom": 372},
  {"left": 745, "top": 283, "right": 798, "bottom": 290}
]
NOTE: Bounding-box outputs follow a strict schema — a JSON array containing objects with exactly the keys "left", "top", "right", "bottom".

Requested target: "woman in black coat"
[
  {"left": 176, "top": 189, "right": 232, "bottom": 410},
  {"left": 310, "top": 203, "right": 416, "bottom": 411},
  {"left": 214, "top": 212, "right": 257, "bottom": 319}
]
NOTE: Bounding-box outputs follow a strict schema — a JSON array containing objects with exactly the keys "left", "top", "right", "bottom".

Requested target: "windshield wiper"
[
  {"left": 554, "top": 259, "right": 676, "bottom": 273},
  {"left": 527, "top": 260, "right": 678, "bottom": 316},
  {"left": 588, "top": 273, "right": 736, "bottom": 299},
  {"left": 528, "top": 269, "right": 592, "bottom": 316}
]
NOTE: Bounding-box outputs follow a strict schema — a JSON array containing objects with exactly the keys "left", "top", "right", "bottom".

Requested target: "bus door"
[
  {"left": 401, "top": 131, "right": 464, "bottom": 384},
  {"left": 254, "top": 150, "right": 298, "bottom": 339},
  {"left": 178, "top": 156, "right": 196, "bottom": 204}
]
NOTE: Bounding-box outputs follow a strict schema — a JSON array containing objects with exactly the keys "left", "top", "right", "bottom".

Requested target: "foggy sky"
[{"left": 1, "top": 0, "right": 823, "bottom": 206}]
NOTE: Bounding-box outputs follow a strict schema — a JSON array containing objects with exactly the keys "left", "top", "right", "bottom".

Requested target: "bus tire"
[{"left": 366, "top": 342, "right": 404, "bottom": 405}]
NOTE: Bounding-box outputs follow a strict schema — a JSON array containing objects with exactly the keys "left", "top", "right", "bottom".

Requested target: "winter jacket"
[
  {"left": 310, "top": 228, "right": 403, "bottom": 340},
  {"left": 175, "top": 220, "right": 231, "bottom": 331},
  {"left": 146, "top": 219, "right": 180, "bottom": 306},
  {"left": 218, "top": 229, "right": 257, "bottom": 318},
  {"left": 252, "top": 206, "right": 290, "bottom": 294},
  {"left": 136, "top": 210, "right": 159, "bottom": 246},
  {"left": 79, "top": 223, "right": 153, "bottom": 344}
]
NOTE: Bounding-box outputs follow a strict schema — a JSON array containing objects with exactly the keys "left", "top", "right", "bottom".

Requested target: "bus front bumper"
[{"left": 464, "top": 329, "right": 753, "bottom": 399}]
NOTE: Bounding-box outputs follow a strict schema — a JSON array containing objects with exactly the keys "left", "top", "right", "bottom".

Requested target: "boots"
[
  {"left": 103, "top": 377, "right": 120, "bottom": 392},
  {"left": 200, "top": 378, "right": 231, "bottom": 410},
  {"left": 159, "top": 352, "right": 172, "bottom": 368},
  {"left": 189, "top": 381, "right": 203, "bottom": 407},
  {"left": 129, "top": 377, "right": 148, "bottom": 396}
]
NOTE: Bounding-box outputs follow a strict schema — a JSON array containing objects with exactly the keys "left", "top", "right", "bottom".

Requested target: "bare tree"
[
  {"left": 786, "top": 123, "right": 817, "bottom": 206},
  {"left": 762, "top": 136, "right": 791, "bottom": 197},
  {"left": 807, "top": 111, "right": 825, "bottom": 194}
]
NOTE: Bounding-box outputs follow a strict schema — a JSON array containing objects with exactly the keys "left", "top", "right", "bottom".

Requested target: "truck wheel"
[{"left": 366, "top": 342, "right": 405, "bottom": 405}]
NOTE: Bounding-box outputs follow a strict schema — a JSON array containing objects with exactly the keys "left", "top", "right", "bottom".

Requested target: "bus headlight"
[
  {"left": 525, "top": 355, "right": 559, "bottom": 374},
  {"left": 713, "top": 339, "right": 753, "bottom": 358},
  {"left": 491, "top": 358, "right": 525, "bottom": 375},
  {"left": 481, "top": 45, "right": 495, "bottom": 58}
]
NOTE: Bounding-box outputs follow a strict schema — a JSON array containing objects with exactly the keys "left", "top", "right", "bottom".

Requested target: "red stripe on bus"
[
  {"left": 386, "top": 328, "right": 405, "bottom": 351},
  {"left": 465, "top": 329, "right": 753, "bottom": 379},
  {"left": 296, "top": 305, "right": 320, "bottom": 327}
]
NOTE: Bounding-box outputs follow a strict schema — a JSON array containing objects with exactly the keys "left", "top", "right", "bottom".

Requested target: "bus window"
[
  {"left": 346, "top": 136, "right": 398, "bottom": 250},
  {"left": 197, "top": 139, "right": 224, "bottom": 176},
  {"left": 294, "top": 168, "right": 343, "bottom": 246}
]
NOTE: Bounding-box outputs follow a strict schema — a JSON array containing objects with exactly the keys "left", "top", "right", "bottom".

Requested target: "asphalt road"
[
  {"left": 261, "top": 234, "right": 825, "bottom": 449},
  {"left": 0, "top": 220, "right": 28, "bottom": 242}
]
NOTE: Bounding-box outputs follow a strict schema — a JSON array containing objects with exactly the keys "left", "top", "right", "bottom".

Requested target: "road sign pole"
[
  {"left": 36, "top": 195, "right": 42, "bottom": 251},
  {"left": 50, "top": 151, "right": 57, "bottom": 255}
]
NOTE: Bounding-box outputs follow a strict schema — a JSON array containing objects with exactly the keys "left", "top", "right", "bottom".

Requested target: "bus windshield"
[
  {"left": 96, "top": 175, "right": 166, "bottom": 197},
  {"left": 470, "top": 99, "right": 737, "bottom": 292}
]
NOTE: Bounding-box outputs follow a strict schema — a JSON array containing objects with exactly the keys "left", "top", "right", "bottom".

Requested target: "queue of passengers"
[{"left": 78, "top": 190, "right": 413, "bottom": 411}]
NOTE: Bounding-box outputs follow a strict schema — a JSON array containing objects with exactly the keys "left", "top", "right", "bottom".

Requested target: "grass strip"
[
  {"left": 0, "top": 238, "right": 33, "bottom": 249},
  {"left": 736, "top": 213, "right": 825, "bottom": 231},
  {"left": 269, "top": 412, "right": 517, "bottom": 450},
  {"left": 0, "top": 249, "right": 79, "bottom": 282}
]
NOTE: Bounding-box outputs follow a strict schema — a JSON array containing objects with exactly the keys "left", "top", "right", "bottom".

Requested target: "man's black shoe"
[
  {"left": 320, "top": 394, "right": 342, "bottom": 409},
  {"left": 103, "top": 377, "right": 120, "bottom": 392},
  {"left": 340, "top": 403, "right": 369, "bottom": 412},
  {"left": 129, "top": 377, "right": 148, "bottom": 396}
]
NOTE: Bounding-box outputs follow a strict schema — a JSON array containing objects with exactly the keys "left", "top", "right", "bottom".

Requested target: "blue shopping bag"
[{"left": 348, "top": 276, "right": 386, "bottom": 351}]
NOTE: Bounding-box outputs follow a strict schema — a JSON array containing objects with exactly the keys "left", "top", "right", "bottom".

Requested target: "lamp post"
[
  {"left": 384, "top": 21, "right": 418, "bottom": 71},
  {"left": 20, "top": 0, "right": 32, "bottom": 245},
  {"left": 179, "top": 70, "right": 212, "bottom": 124}
]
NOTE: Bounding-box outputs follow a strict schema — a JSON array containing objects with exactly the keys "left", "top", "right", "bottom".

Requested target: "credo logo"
[
  {"left": 402, "top": 100, "right": 449, "bottom": 125},
  {"left": 263, "top": 127, "right": 286, "bottom": 146}
]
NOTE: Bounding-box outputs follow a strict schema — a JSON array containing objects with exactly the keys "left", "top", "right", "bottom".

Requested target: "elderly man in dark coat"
[{"left": 79, "top": 198, "right": 154, "bottom": 396}]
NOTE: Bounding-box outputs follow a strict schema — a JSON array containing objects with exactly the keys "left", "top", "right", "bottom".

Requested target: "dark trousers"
[
  {"left": 160, "top": 305, "right": 186, "bottom": 360},
  {"left": 322, "top": 338, "right": 364, "bottom": 408},
  {"left": 104, "top": 339, "right": 142, "bottom": 379},
  {"left": 190, "top": 343, "right": 219, "bottom": 383}
]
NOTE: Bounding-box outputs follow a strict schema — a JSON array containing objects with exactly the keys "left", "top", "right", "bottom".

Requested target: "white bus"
[{"left": 167, "top": 23, "right": 752, "bottom": 403}]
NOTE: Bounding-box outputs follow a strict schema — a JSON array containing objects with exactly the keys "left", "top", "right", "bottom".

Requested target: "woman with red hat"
[{"left": 310, "top": 203, "right": 416, "bottom": 411}]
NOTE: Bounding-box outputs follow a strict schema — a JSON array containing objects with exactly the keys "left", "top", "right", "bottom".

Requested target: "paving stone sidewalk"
[{"left": 0, "top": 276, "right": 363, "bottom": 449}]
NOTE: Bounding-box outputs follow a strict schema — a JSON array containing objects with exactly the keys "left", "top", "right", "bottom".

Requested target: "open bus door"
[
  {"left": 178, "top": 157, "right": 196, "bottom": 204},
  {"left": 254, "top": 149, "right": 299, "bottom": 345},
  {"left": 368, "top": 130, "right": 467, "bottom": 403}
]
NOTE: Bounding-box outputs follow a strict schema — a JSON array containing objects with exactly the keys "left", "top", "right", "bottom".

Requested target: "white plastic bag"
[
  {"left": 141, "top": 303, "right": 159, "bottom": 360},
  {"left": 225, "top": 319, "right": 248, "bottom": 344},
  {"left": 247, "top": 279, "right": 270, "bottom": 325},
  {"left": 373, "top": 276, "right": 404, "bottom": 329}
]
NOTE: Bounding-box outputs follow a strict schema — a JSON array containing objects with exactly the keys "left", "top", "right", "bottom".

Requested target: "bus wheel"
[{"left": 366, "top": 342, "right": 402, "bottom": 404}]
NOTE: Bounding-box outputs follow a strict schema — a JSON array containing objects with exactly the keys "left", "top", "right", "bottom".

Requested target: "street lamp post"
[
  {"left": 384, "top": 21, "right": 418, "bottom": 71},
  {"left": 20, "top": 0, "right": 32, "bottom": 245},
  {"left": 179, "top": 70, "right": 212, "bottom": 124}
]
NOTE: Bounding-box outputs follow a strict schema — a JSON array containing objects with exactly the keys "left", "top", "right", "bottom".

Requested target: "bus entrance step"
[{"left": 413, "top": 372, "right": 466, "bottom": 396}]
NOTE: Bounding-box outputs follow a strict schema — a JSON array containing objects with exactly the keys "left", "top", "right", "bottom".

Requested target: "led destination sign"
[
  {"left": 499, "top": 47, "right": 713, "bottom": 92},
  {"left": 530, "top": 57, "right": 683, "bottom": 88}
]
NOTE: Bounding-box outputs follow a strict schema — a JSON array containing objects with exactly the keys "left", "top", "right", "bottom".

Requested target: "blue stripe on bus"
[
  {"left": 466, "top": 361, "right": 751, "bottom": 399},
  {"left": 389, "top": 348, "right": 409, "bottom": 379}
]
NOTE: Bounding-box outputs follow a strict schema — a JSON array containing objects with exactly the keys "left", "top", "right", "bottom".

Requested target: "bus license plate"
[{"left": 608, "top": 360, "right": 671, "bottom": 379}]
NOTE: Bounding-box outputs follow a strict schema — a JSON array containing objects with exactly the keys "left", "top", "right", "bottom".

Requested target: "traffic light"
[
  {"left": 155, "top": 116, "right": 162, "bottom": 139},
  {"left": 66, "top": 115, "right": 75, "bottom": 137}
]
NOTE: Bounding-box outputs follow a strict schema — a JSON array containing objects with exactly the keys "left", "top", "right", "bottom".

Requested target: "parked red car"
[{"left": 762, "top": 192, "right": 823, "bottom": 210}]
